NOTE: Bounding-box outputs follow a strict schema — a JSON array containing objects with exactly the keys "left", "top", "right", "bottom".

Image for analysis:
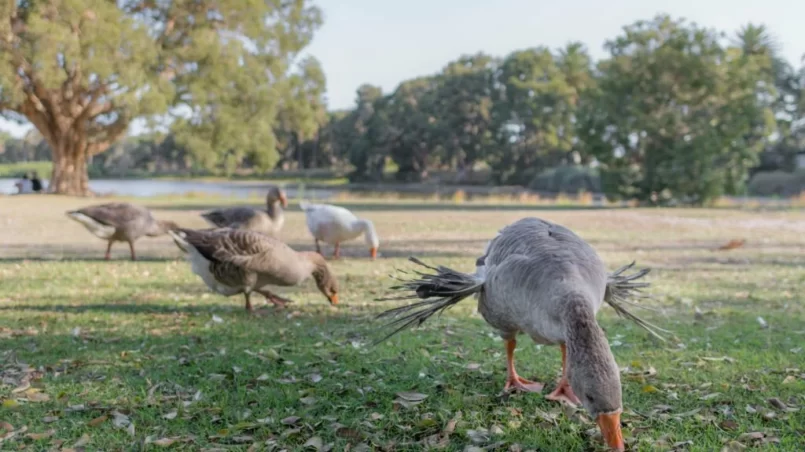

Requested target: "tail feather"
[
  {"left": 168, "top": 229, "right": 191, "bottom": 253},
  {"left": 373, "top": 257, "right": 484, "bottom": 345},
  {"left": 605, "top": 261, "right": 671, "bottom": 342}
]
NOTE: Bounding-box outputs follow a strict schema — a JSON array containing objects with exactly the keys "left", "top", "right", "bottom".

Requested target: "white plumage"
[{"left": 299, "top": 201, "right": 379, "bottom": 259}]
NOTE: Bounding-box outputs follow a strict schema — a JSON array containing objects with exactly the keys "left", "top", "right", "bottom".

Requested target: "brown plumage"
[
  {"left": 170, "top": 227, "right": 339, "bottom": 312},
  {"left": 375, "top": 218, "right": 669, "bottom": 451},
  {"left": 66, "top": 203, "right": 179, "bottom": 261},
  {"left": 201, "top": 186, "right": 287, "bottom": 236}
]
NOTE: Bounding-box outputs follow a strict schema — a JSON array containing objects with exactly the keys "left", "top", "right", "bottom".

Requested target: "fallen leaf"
[
  {"left": 152, "top": 437, "right": 180, "bottom": 447},
  {"left": 768, "top": 397, "right": 788, "bottom": 410},
  {"left": 88, "top": 414, "right": 108, "bottom": 427},
  {"left": 699, "top": 392, "right": 721, "bottom": 401},
  {"left": 719, "top": 420, "right": 738, "bottom": 431},
  {"left": 782, "top": 375, "right": 796, "bottom": 384},
  {"left": 309, "top": 373, "right": 323, "bottom": 383},
  {"left": 2, "top": 400, "right": 19, "bottom": 409},
  {"left": 466, "top": 363, "right": 481, "bottom": 370},
  {"left": 11, "top": 382, "right": 30, "bottom": 394},
  {"left": 335, "top": 427, "right": 362, "bottom": 441},
  {"left": 721, "top": 440, "right": 747, "bottom": 451},
  {"left": 300, "top": 396, "right": 317, "bottom": 405},
  {"left": 42, "top": 416, "right": 59, "bottom": 423},
  {"left": 73, "top": 433, "right": 91, "bottom": 447},
  {"left": 738, "top": 432, "right": 764, "bottom": 442},
  {"left": 212, "top": 314, "right": 223, "bottom": 323},
  {"left": 396, "top": 391, "right": 428, "bottom": 402},
  {"left": 281, "top": 416, "right": 300, "bottom": 425},
  {"left": 26, "top": 429, "right": 55, "bottom": 440},
  {"left": 163, "top": 410, "right": 178, "bottom": 420},
  {"left": 303, "top": 436, "right": 324, "bottom": 450},
  {"left": 642, "top": 385, "right": 659, "bottom": 393},
  {"left": 26, "top": 391, "right": 50, "bottom": 402}
]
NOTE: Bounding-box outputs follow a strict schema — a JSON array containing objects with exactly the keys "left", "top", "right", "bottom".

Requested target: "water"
[{"left": 0, "top": 178, "right": 337, "bottom": 199}]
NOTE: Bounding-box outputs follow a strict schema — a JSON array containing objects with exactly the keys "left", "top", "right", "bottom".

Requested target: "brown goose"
[
  {"left": 376, "top": 218, "right": 669, "bottom": 451},
  {"left": 200, "top": 186, "right": 287, "bottom": 236},
  {"left": 169, "top": 227, "right": 339, "bottom": 312},
  {"left": 66, "top": 203, "right": 179, "bottom": 261}
]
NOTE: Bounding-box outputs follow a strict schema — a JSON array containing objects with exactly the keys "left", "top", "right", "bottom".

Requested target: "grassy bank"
[{"left": 1, "top": 196, "right": 804, "bottom": 450}]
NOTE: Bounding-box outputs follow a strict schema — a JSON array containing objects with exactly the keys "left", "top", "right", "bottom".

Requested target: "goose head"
[
  {"left": 306, "top": 252, "right": 339, "bottom": 305},
  {"left": 267, "top": 186, "right": 288, "bottom": 209},
  {"left": 564, "top": 296, "right": 625, "bottom": 451}
]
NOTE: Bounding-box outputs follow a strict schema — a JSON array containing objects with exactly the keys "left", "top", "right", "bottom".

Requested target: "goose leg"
[
  {"left": 503, "top": 338, "right": 544, "bottom": 393},
  {"left": 332, "top": 242, "right": 340, "bottom": 259},
  {"left": 243, "top": 292, "right": 253, "bottom": 312},
  {"left": 257, "top": 289, "right": 292, "bottom": 309},
  {"left": 545, "top": 344, "right": 581, "bottom": 405},
  {"left": 104, "top": 241, "right": 113, "bottom": 261},
  {"left": 128, "top": 241, "right": 136, "bottom": 261}
]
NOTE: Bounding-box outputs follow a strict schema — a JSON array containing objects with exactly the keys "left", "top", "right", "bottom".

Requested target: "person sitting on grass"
[
  {"left": 14, "top": 173, "right": 33, "bottom": 194},
  {"left": 31, "top": 171, "right": 43, "bottom": 193}
]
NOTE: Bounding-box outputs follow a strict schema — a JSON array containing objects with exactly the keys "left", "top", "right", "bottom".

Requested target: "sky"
[{"left": 1, "top": 0, "right": 803, "bottom": 137}]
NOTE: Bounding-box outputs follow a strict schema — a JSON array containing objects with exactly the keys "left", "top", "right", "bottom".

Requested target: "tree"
[
  {"left": 434, "top": 53, "right": 497, "bottom": 179},
  {"left": 578, "top": 15, "right": 775, "bottom": 204},
  {"left": 0, "top": 0, "right": 323, "bottom": 194},
  {"left": 275, "top": 56, "right": 328, "bottom": 170},
  {"left": 490, "top": 47, "right": 581, "bottom": 184}
]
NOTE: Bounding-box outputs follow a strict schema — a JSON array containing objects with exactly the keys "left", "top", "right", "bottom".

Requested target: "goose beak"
[
  {"left": 596, "top": 412, "right": 624, "bottom": 451},
  {"left": 279, "top": 194, "right": 288, "bottom": 208},
  {"left": 328, "top": 294, "right": 339, "bottom": 305},
  {"left": 369, "top": 247, "right": 377, "bottom": 260}
]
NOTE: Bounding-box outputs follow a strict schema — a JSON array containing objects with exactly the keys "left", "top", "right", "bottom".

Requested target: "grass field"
[{"left": 1, "top": 195, "right": 804, "bottom": 451}]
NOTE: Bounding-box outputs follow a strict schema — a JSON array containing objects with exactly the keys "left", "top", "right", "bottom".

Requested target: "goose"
[
  {"left": 201, "top": 186, "right": 287, "bottom": 236},
  {"left": 299, "top": 201, "right": 379, "bottom": 259},
  {"left": 66, "top": 203, "right": 179, "bottom": 261},
  {"left": 375, "top": 217, "right": 669, "bottom": 452},
  {"left": 169, "top": 227, "right": 339, "bottom": 313}
]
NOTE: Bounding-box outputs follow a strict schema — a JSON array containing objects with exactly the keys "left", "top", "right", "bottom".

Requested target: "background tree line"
[{"left": 2, "top": 5, "right": 804, "bottom": 204}]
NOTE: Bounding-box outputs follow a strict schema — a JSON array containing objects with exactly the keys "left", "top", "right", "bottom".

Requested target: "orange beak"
[
  {"left": 596, "top": 412, "right": 624, "bottom": 451},
  {"left": 279, "top": 194, "right": 288, "bottom": 208},
  {"left": 328, "top": 294, "right": 338, "bottom": 305},
  {"left": 369, "top": 247, "right": 377, "bottom": 260}
]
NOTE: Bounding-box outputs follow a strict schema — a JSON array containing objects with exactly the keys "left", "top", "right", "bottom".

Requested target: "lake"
[{"left": 0, "top": 178, "right": 337, "bottom": 198}]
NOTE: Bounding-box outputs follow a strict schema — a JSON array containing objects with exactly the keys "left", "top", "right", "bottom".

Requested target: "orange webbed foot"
[
  {"left": 545, "top": 379, "right": 581, "bottom": 406},
  {"left": 504, "top": 374, "right": 545, "bottom": 393}
]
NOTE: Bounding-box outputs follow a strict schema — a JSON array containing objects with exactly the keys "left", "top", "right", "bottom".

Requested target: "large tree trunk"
[{"left": 49, "top": 139, "right": 91, "bottom": 196}]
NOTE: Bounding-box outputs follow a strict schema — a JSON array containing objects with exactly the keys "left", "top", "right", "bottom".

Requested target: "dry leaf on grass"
[
  {"left": 303, "top": 436, "right": 324, "bottom": 450},
  {"left": 87, "top": 414, "right": 108, "bottom": 427},
  {"left": 281, "top": 416, "right": 301, "bottom": 425}
]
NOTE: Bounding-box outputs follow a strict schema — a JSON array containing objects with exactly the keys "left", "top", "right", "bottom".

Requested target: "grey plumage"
[
  {"left": 374, "top": 217, "right": 668, "bottom": 451},
  {"left": 377, "top": 218, "right": 668, "bottom": 342},
  {"left": 169, "top": 227, "right": 339, "bottom": 311},
  {"left": 201, "top": 186, "right": 287, "bottom": 236},
  {"left": 66, "top": 202, "right": 179, "bottom": 261}
]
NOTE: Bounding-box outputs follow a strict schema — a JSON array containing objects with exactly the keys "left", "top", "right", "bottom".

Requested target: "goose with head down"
[
  {"left": 299, "top": 201, "right": 379, "bottom": 259},
  {"left": 170, "top": 227, "right": 339, "bottom": 313},
  {"left": 66, "top": 202, "right": 179, "bottom": 261},
  {"left": 201, "top": 185, "right": 288, "bottom": 236},
  {"left": 375, "top": 217, "right": 669, "bottom": 451}
]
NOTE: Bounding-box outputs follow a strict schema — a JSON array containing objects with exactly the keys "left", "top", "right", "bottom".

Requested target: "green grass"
[
  {"left": 1, "top": 196, "right": 804, "bottom": 451},
  {"left": 0, "top": 161, "right": 51, "bottom": 178}
]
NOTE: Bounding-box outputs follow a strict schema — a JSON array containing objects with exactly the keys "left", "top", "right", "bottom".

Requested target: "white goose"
[{"left": 299, "top": 201, "right": 379, "bottom": 259}]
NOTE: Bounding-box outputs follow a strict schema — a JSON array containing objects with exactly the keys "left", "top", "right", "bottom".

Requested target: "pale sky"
[{"left": 1, "top": 0, "right": 803, "bottom": 137}]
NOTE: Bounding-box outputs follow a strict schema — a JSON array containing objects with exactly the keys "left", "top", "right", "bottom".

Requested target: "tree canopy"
[
  {"left": 2, "top": 9, "right": 804, "bottom": 204},
  {"left": 1, "top": 0, "right": 323, "bottom": 194}
]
